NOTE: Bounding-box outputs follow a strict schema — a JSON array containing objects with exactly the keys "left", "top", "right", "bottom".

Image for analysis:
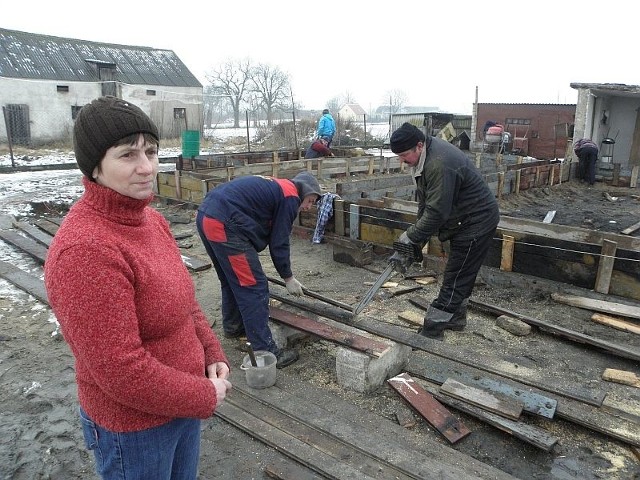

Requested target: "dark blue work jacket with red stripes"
[{"left": 197, "top": 175, "right": 301, "bottom": 279}]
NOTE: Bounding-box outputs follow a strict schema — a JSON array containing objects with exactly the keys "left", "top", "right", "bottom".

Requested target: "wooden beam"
[
  {"left": 594, "top": 239, "right": 617, "bottom": 294},
  {"left": 471, "top": 298, "right": 640, "bottom": 362},
  {"left": 268, "top": 306, "right": 390, "bottom": 357},
  {"left": 591, "top": 313, "right": 640, "bottom": 335},
  {"left": 387, "top": 373, "right": 471, "bottom": 444},
  {"left": 631, "top": 165, "right": 639, "bottom": 188},
  {"left": 620, "top": 220, "right": 640, "bottom": 235},
  {"left": 550, "top": 293, "right": 640, "bottom": 320},
  {"left": 542, "top": 211, "right": 556, "bottom": 224},
  {"left": 500, "top": 234, "right": 515, "bottom": 271},
  {"left": 439, "top": 378, "right": 523, "bottom": 421},
  {"left": 0, "top": 260, "right": 48, "bottom": 304},
  {"left": 333, "top": 199, "right": 345, "bottom": 236}
]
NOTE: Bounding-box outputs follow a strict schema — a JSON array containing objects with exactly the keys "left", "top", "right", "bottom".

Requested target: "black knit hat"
[
  {"left": 390, "top": 122, "right": 425, "bottom": 154},
  {"left": 73, "top": 96, "right": 159, "bottom": 180},
  {"left": 292, "top": 172, "right": 322, "bottom": 200}
]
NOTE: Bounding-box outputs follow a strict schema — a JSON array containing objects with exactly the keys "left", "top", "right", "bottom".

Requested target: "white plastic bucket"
[{"left": 241, "top": 351, "right": 277, "bottom": 389}]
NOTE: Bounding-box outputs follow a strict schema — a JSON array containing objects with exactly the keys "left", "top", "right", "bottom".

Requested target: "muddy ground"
[{"left": 1, "top": 171, "right": 640, "bottom": 479}]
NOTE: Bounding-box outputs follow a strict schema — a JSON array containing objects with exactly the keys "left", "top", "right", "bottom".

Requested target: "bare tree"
[
  {"left": 205, "top": 58, "right": 253, "bottom": 128},
  {"left": 385, "top": 89, "right": 408, "bottom": 115},
  {"left": 251, "top": 63, "right": 290, "bottom": 127}
]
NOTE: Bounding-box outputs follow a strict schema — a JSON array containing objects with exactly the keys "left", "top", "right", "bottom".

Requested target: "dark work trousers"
[
  {"left": 578, "top": 146, "right": 598, "bottom": 185},
  {"left": 196, "top": 211, "right": 277, "bottom": 354},
  {"left": 431, "top": 227, "right": 496, "bottom": 314}
]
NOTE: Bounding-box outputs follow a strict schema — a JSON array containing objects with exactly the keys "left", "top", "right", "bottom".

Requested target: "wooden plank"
[
  {"left": 551, "top": 293, "right": 640, "bottom": 320},
  {"left": 500, "top": 234, "right": 515, "bottom": 271},
  {"left": 398, "top": 310, "right": 424, "bottom": 326},
  {"left": 591, "top": 313, "right": 640, "bottom": 335},
  {"left": 267, "top": 276, "right": 353, "bottom": 312},
  {"left": 594, "top": 239, "right": 617, "bottom": 294},
  {"left": 421, "top": 380, "right": 558, "bottom": 452},
  {"left": 387, "top": 372, "right": 471, "bottom": 444},
  {"left": 621, "top": 220, "right": 640, "bottom": 235},
  {"left": 269, "top": 306, "right": 390, "bottom": 357},
  {"left": 409, "top": 356, "right": 557, "bottom": 419},
  {"left": 264, "top": 457, "right": 325, "bottom": 480},
  {"left": 34, "top": 218, "right": 60, "bottom": 236},
  {"left": 439, "top": 378, "right": 523, "bottom": 421},
  {"left": 12, "top": 220, "right": 53, "bottom": 247},
  {"left": 216, "top": 402, "right": 381, "bottom": 480},
  {"left": 0, "top": 229, "right": 48, "bottom": 264},
  {"left": 0, "top": 260, "right": 48, "bottom": 304},
  {"left": 542, "top": 211, "right": 556, "bottom": 224},
  {"left": 602, "top": 368, "right": 640, "bottom": 388},
  {"left": 471, "top": 298, "right": 640, "bottom": 362}
]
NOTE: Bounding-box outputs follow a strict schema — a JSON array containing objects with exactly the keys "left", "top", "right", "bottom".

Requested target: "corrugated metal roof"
[{"left": 0, "top": 28, "right": 202, "bottom": 88}]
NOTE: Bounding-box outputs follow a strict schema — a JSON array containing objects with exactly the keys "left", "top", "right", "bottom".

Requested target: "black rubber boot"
[
  {"left": 275, "top": 348, "right": 299, "bottom": 369},
  {"left": 417, "top": 306, "right": 454, "bottom": 340},
  {"left": 447, "top": 298, "right": 469, "bottom": 331}
]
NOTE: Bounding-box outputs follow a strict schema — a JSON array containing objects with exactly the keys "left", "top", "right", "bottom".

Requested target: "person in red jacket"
[
  {"left": 44, "top": 96, "right": 231, "bottom": 480},
  {"left": 196, "top": 171, "right": 322, "bottom": 368}
]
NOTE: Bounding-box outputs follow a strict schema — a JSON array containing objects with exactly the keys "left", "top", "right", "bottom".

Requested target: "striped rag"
[{"left": 312, "top": 193, "right": 340, "bottom": 244}]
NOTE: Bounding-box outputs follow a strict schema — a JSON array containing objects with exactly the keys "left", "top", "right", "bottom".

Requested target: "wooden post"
[
  {"left": 475, "top": 153, "right": 481, "bottom": 169},
  {"left": 174, "top": 171, "right": 182, "bottom": 200},
  {"left": 594, "top": 239, "right": 617, "bottom": 294},
  {"left": 345, "top": 157, "right": 350, "bottom": 177},
  {"left": 631, "top": 165, "right": 639, "bottom": 188},
  {"left": 317, "top": 159, "right": 323, "bottom": 178},
  {"left": 515, "top": 169, "right": 521, "bottom": 194},
  {"left": 272, "top": 151, "right": 280, "bottom": 178},
  {"left": 535, "top": 166, "right": 541, "bottom": 187},
  {"left": 349, "top": 203, "right": 360, "bottom": 240},
  {"left": 612, "top": 164, "right": 620, "bottom": 187},
  {"left": 549, "top": 165, "right": 555, "bottom": 186},
  {"left": 497, "top": 172, "right": 504, "bottom": 200},
  {"left": 226, "top": 166, "right": 234, "bottom": 182},
  {"left": 368, "top": 157, "right": 375, "bottom": 175},
  {"left": 306, "top": 159, "right": 312, "bottom": 172},
  {"left": 334, "top": 199, "right": 345, "bottom": 236},
  {"left": 500, "top": 234, "right": 515, "bottom": 272}
]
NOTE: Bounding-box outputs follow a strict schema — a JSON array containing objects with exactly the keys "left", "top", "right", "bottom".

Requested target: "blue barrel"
[{"left": 181, "top": 130, "right": 200, "bottom": 158}]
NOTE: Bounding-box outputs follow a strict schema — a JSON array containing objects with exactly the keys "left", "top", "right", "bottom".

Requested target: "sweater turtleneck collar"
[{"left": 81, "top": 177, "right": 153, "bottom": 226}]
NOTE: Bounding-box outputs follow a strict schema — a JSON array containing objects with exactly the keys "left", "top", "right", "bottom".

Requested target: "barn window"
[
  {"left": 174, "top": 108, "right": 186, "bottom": 119},
  {"left": 57, "top": 85, "right": 69, "bottom": 93},
  {"left": 146, "top": 89, "right": 156, "bottom": 96}
]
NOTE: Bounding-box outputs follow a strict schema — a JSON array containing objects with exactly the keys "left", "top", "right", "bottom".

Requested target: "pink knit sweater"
[{"left": 45, "top": 178, "right": 228, "bottom": 432}]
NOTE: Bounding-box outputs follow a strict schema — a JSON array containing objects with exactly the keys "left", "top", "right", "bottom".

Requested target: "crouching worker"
[
  {"left": 196, "top": 172, "right": 322, "bottom": 368},
  {"left": 390, "top": 122, "right": 500, "bottom": 340},
  {"left": 45, "top": 96, "right": 231, "bottom": 480}
]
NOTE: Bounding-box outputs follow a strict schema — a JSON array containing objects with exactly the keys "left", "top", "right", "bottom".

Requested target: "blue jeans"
[{"left": 80, "top": 408, "right": 201, "bottom": 480}]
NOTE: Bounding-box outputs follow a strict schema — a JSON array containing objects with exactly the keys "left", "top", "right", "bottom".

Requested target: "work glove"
[
  {"left": 285, "top": 277, "right": 304, "bottom": 296},
  {"left": 398, "top": 231, "right": 414, "bottom": 245}
]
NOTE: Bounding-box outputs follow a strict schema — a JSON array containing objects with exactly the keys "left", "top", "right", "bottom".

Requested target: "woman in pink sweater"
[{"left": 44, "top": 96, "right": 231, "bottom": 480}]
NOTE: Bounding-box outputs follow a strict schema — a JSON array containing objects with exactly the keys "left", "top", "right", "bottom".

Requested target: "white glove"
[{"left": 285, "top": 277, "right": 304, "bottom": 296}]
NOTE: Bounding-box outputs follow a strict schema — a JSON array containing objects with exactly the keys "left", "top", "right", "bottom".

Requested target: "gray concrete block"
[
  {"left": 336, "top": 342, "right": 411, "bottom": 393},
  {"left": 269, "top": 321, "right": 309, "bottom": 349}
]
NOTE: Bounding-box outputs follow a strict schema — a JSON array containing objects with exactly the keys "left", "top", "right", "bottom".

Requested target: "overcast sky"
[{"left": 4, "top": 1, "right": 637, "bottom": 114}]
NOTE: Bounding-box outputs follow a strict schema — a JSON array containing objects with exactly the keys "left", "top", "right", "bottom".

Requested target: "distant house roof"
[
  {"left": 0, "top": 27, "right": 202, "bottom": 88},
  {"left": 341, "top": 103, "right": 366, "bottom": 115}
]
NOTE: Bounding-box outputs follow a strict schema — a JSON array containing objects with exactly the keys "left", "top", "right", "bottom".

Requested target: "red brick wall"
[{"left": 477, "top": 104, "right": 575, "bottom": 159}]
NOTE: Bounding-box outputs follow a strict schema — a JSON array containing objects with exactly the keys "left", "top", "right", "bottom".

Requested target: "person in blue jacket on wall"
[
  {"left": 316, "top": 109, "right": 336, "bottom": 146},
  {"left": 196, "top": 172, "right": 322, "bottom": 368}
]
